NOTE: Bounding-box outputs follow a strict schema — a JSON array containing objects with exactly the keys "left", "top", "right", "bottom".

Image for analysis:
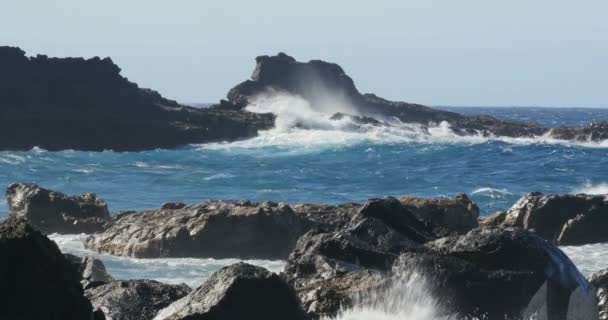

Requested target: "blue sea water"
[{"left": 2, "top": 106, "right": 608, "bottom": 293}]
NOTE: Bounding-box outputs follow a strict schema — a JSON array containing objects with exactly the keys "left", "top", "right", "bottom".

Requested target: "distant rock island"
[{"left": 1, "top": 46, "right": 606, "bottom": 151}]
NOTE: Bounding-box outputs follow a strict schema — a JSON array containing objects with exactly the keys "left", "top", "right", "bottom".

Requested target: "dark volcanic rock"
[
  {"left": 153, "top": 263, "right": 309, "bottom": 320},
  {"left": 399, "top": 227, "right": 593, "bottom": 319},
  {"left": 549, "top": 121, "right": 608, "bottom": 142},
  {"left": 591, "top": 269, "right": 608, "bottom": 320},
  {"left": 85, "top": 200, "right": 311, "bottom": 259},
  {"left": 6, "top": 182, "right": 111, "bottom": 234},
  {"left": 85, "top": 280, "right": 190, "bottom": 320},
  {"left": 502, "top": 192, "right": 608, "bottom": 245},
  {"left": 0, "top": 46, "right": 274, "bottom": 151},
  {"left": 400, "top": 193, "right": 479, "bottom": 235},
  {"left": 0, "top": 218, "right": 95, "bottom": 320}
]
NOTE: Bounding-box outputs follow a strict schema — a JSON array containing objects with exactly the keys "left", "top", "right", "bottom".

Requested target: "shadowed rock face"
[
  {"left": 0, "top": 218, "right": 95, "bottom": 320},
  {"left": 0, "top": 46, "right": 274, "bottom": 151},
  {"left": 154, "top": 263, "right": 309, "bottom": 320},
  {"left": 6, "top": 182, "right": 111, "bottom": 234},
  {"left": 590, "top": 269, "right": 608, "bottom": 320},
  {"left": 501, "top": 192, "right": 608, "bottom": 245}
]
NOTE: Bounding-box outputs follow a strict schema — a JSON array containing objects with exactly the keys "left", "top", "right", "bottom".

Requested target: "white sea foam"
[
  {"left": 561, "top": 242, "right": 608, "bottom": 276},
  {"left": 49, "top": 233, "right": 285, "bottom": 288},
  {"left": 471, "top": 187, "right": 513, "bottom": 198},
  {"left": 328, "top": 271, "right": 475, "bottom": 320},
  {"left": 199, "top": 92, "right": 608, "bottom": 151},
  {"left": 133, "top": 162, "right": 182, "bottom": 170},
  {"left": 574, "top": 181, "right": 608, "bottom": 195},
  {"left": 203, "top": 173, "right": 235, "bottom": 181}
]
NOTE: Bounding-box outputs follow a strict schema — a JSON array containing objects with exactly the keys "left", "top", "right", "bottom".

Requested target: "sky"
[{"left": 2, "top": 0, "right": 607, "bottom": 107}]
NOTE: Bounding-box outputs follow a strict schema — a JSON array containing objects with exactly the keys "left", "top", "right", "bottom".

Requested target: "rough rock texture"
[
  {"left": 64, "top": 254, "right": 114, "bottom": 289},
  {"left": 0, "top": 46, "right": 274, "bottom": 151},
  {"left": 479, "top": 210, "right": 508, "bottom": 227},
  {"left": 502, "top": 192, "right": 608, "bottom": 245},
  {"left": 85, "top": 280, "right": 190, "bottom": 320},
  {"left": 6, "top": 183, "right": 111, "bottom": 234},
  {"left": 549, "top": 121, "right": 608, "bottom": 142},
  {"left": 154, "top": 263, "right": 309, "bottom": 320},
  {"left": 0, "top": 218, "right": 95, "bottom": 320},
  {"left": 412, "top": 227, "right": 592, "bottom": 319},
  {"left": 590, "top": 269, "right": 608, "bottom": 320},
  {"left": 85, "top": 200, "right": 311, "bottom": 259},
  {"left": 400, "top": 193, "right": 479, "bottom": 235}
]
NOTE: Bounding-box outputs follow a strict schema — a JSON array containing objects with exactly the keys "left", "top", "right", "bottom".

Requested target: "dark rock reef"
[
  {"left": 153, "top": 263, "right": 309, "bottom": 320},
  {"left": 2, "top": 46, "right": 606, "bottom": 151},
  {"left": 0, "top": 46, "right": 274, "bottom": 151},
  {"left": 0, "top": 218, "right": 96, "bottom": 320},
  {"left": 6, "top": 182, "right": 111, "bottom": 234},
  {"left": 500, "top": 192, "right": 608, "bottom": 245}
]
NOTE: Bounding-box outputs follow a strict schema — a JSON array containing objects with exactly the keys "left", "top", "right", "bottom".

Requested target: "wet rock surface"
[
  {"left": 590, "top": 269, "right": 608, "bottom": 320},
  {"left": 502, "top": 192, "right": 608, "bottom": 245},
  {"left": 85, "top": 200, "right": 312, "bottom": 259},
  {"left": 85, "top": 280, "right": 191, "bottom": 320},
  {"left": 6, "top": 182, "right": 111, "bottom": 234},
  {"left": 154, "top": 263, "right": 309, "bottom": 320},
  {"left": 0, "top": 218, "right": 95, "bottom": 320}
]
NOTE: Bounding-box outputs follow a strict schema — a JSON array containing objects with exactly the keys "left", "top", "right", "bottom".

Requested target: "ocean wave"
[
  {"left": 471, "top": 187, "right": 513, "bottom": 198},
  {"left": 133, "top": 161, "right": 182, "bottom": 170},
  {"left": 561, "top": 242, "right": 608, "bottom": 276},
  {"left": 574, "top": 181, "right": 608, "bottom": 195},
  {"left": 48, "top": 233, "right": 285, "bottom": 288},
  {"left": 198, "top": 92, "right": 608, "bottom": 151},
  {"left": 203, "top": 173, "right": 235, "bottom": 181}
]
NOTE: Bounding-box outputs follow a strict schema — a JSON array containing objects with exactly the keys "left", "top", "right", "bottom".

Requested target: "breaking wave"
[
  {"left": 201, "top": 92, "right": 608, "bottom": 150},
  {"left": 574, "top": 181, "right": 608, "bottom": 195}
]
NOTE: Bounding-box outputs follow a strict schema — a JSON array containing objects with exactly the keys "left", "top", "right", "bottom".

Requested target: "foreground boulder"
[
  {"left": 0, "top": 46, "right": 274, "bottom": 151},
  {"left": 154, "top": 263, "right": 309, "bottom": 320},
  {"left": 86, "top": 280, "right": 190, "bottom": 320},
  {"left": 85, "top": 200, "right": 310, "bottom": 259},
  {"left": 0, "top": 218, "right": 95, "bottom": 320},
  {"left": 590, "top": 269, "right": 608, "bottom": 320},
  {"left": 6, "top": 183, "right": 111, "bottom": 234},
  {"left": 502, "top": 192, "right": 608, "bottom": 245},
  {"left": 413, "top": 227, "right": 595, "bottom": 319},
  {"left": 400, "top": 193, "right": 479, "bottom": 235}
]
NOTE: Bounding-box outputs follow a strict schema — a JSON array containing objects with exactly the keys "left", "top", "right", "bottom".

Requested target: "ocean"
[{"left": 1, "top": 106, "right": 608, "bottom": 297}]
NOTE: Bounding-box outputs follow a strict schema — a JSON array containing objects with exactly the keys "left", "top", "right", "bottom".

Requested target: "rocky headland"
[
  {"left": 1, "top": 46, "right": 607, "bottom": 151},
  {"left": 2, "top": 183, "right": 606, "bottom": 319}
]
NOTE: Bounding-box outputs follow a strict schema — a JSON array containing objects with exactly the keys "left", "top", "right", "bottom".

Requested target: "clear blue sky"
[{"left": 2, "top": 0, "right": 607, "bottom": 107}]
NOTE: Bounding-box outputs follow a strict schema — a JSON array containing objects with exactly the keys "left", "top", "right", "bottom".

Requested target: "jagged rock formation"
[
  {"left": 85, "top": 280, "right": 191, "bottom": 320},
  {"left": 6, "top": 182, "right": 111, "bottom": 234},
  {"left": 153, "top": 263, "right": 309, "bottom": 320},
  {"left": 0, "top": 218, "right": 96, "bottom": 320},
  {"left": 1, "top": 47, "right": 606, "bottom": 151},
  {"left": 0, "top": 46, "right": 274, "bottom": 151},
  {"left": 590, "top": 269, "right": 608, "bottom": 320},
  {"left": 84, "top": 200, "right": 312, "bottom": 259},
  {"left": 500, "top": 192, "right": 608, "bottom": 245},
  {"left": 400, "top": 193, "right": 479, "bottom": 236}
]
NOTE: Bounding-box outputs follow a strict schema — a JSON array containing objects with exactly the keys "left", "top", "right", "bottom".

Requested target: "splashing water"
[
  {"left": 574, "top": 180, "right": 608, "bottom": 195},
  {"left": 328, "top": 272, "right": 466, "bottom": 320}
]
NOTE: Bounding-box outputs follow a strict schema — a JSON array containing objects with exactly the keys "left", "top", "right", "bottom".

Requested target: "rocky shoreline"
[
  {"left": 2, "top": 183, "right": 606, "bottom": 319},
  {"left": 1, "top": 46, "right": 607, "bottom": 152}
]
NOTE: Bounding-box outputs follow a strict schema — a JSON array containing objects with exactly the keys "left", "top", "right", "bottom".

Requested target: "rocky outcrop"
[
  {"left": 0, "top": 46, "right": 274, "bottom": 151},
  {"left": 154, "top": 263, "right": 309, "bottom": 320},
  {"left": 85, "top": 200, "right": 311, "bottom": 259},
  {"left": 502, "top": 192, "right": 608, "bottom": 245},
  {"left": 64, "top": 254, "right": 114, "bottom": 289},
  {"left": 85, "top": 280, "right": 190, "bottom": 320},
  {"left": 0, "top": 218, "right": 96, "bottom": 320},
  {"left": 6, "top": 182, "right": 111, "bottom": 234},
  {"left": 590, "top": 269, "right": 608, "bottom": 320},
  {"left": 400, "top": 193, "right": 479, "bottom": 235},
  {"left": 226, "top": 53, "right": 608, "bottom": 141}
]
